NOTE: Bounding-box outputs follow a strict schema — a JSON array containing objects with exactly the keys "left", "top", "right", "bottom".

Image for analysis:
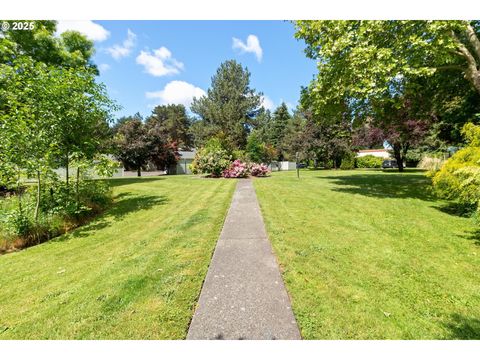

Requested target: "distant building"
[
  {"left": 269, "top": 161, "right": 297, "bottom": 171},
  {"left": 169, "top": 150, "right": 196, "bottom": 175},
  {"left": 356, "top": 149, "right": 391, "bottom": 159}
]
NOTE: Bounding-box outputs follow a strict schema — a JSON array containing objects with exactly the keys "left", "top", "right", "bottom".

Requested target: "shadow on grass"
[
  {"left": 57, "top": 192, "right": 169, "bottom": 241},
  {"left": 443, "top": 314, "right": 480, "bottom": 339},
  {"left": 325, "top": 172, "right": 436, "bottom": 201},
  {"left": 107, "top": 177, "right": 166, "bottom": 187},
  {"left": 432, "top": 202, "right": 476, "bottom": 218},
  {"left": 458, "top": 229, "right": 480, "bottom": 247}
]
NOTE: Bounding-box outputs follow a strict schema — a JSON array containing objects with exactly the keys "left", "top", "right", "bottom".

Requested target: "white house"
[
  {"left": 356, "top": 149, "right": 391, "bottom": 159},
  {"left": 269, "top": 161, "right": 297, "bottom": 171}
]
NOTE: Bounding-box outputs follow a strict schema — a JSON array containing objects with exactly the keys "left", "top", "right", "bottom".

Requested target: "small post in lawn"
[{"left": 296, "top": 152, "right": 300, "bottom": 179}]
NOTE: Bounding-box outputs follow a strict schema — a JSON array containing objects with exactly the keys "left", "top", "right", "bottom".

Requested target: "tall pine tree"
[
  {"left": 270, "top": 102, "right": 292, "bottom": 160},
  {"left": 190, "top": 60, "right": 262, "bottom": 149}
]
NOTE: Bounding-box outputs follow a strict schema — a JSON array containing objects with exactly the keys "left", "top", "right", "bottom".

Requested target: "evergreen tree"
[
  {"left": 190, "top": 60, "right": 263, "bottom": 149},
  {"left": 146, "top": 104, "right": 193, "bottom": 149},
  {"left": 270, "top": 102, "right": 292, "bottom": 160}
]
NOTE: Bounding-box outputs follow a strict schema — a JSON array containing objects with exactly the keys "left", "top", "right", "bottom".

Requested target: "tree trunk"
[
  {"left": 65, "top": 153, "right": 70, "bottom": 189},
  {"left": 451, "top": 29, "right": 480, "bottom": 96},
  {"left": 34, "top": 170, "right": 41, "bottom": 222},
  {"left": 471, "top": 71, "right": 480, "bottom": 95},
  {"left": 137, "top": 167, "right": 141, "bottom": 177},
  {"left": 466, "top": 24, "right": 480, "bottom": 60},
  {"left": 393, "top": 145, "right": 404, "bottom": 173},
  {"left": 17, "top": 170, "right": 22, "bottom": 213},
  {"left": 76, "top": 167, "right": 80, "bottom": 210}
]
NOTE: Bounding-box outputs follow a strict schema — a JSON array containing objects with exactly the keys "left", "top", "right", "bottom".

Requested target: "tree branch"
[
  {"left": 433, "top": 64, "right": 464, "bottom": 71},
  {"left": 465, "top": 23, "right": 480, "bottom": 61},
  {"left": 450, "top": 30, "right": 480, "bottom": 94},
  {"left": 451, "top": 31, "right": 477, "bottom": 68}
]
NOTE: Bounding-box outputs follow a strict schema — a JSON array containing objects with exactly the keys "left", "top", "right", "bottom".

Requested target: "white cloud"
[
  {"left": 232, "top": 35, "right": 263, "bottom": 62},
  {"left": 106, "top": 29, "right": 136, "bottom": 60},
  {"left": 56, "top": 21, "right": 110, "bottom": 42},
  {"left": 136, "top": 47, "right": 184, "bottom": 77},
  {"left": 146, "top": 81, "right": 206, "bottom": 107},
  {"left": 261, "top": 95, "right": 274, "bottom": 110},
  {"left": 98, "top": 63, "right": 110, "bottom": 72}
]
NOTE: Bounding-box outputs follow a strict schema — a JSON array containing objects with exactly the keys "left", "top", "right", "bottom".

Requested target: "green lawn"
[
  {"left": 253, "top": 169, "right": 480, "bottom": 339},
  {"left": 0, "top": 176, "right": 236, "bottom": 339}
]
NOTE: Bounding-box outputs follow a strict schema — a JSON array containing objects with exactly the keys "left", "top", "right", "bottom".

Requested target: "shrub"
[
  {"left": 432, "top": 123, "right": 480, "bottom": 218},
  {"left": 432, "top": 147, "right": 480, "bottom": 203},
  {"left": 1, "top": 178, "right": 113, "bottom": 252},
  {"left": 190, "top": 138, "right": 231, "bottom": 177},
  {"left": 356, "top": 155, "right": 383, "bottom": 168},
  {"left": 250, "top": 163, "right": 270, "bottom": 177},
  {"left": 0, "top": 209, "right": 32, "bottom": 237},
  {"left": 40, "top": 179, "right": 112, "bottom": 220},
  {"left": 340, "top": 152, "right": 356, "bottom": 170},
  {"left": 232, "top": 149, "right": 249, "bottom": 162},
  {"left": 246, "top": 132, "right": 264, "bottom": 163},
  {"left": 223, "top": 160, "right": 249, "bottom": 178}
]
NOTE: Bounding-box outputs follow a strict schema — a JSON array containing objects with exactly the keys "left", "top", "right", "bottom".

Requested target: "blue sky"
[{"left": 57, "top": 20, "right": 318, "bottom": 119}]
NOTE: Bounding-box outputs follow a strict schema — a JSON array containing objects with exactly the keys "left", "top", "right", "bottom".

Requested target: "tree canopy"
[
  {"left": 294, "top": 20, "right": 480, "bottom": 115},
  {"left": 190, "top": 59, "right": 263, "bottom": 148},
  {"left": 146, "top": 104, "right": 193, "bottom": 150},
  {"left": 0, "top": 20, "right": 97, "bottom": 71}
]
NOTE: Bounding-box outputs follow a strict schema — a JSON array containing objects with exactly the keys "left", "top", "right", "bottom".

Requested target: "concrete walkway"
[{"left": 187, "top": 179, "right": 301, "bottom": 340}]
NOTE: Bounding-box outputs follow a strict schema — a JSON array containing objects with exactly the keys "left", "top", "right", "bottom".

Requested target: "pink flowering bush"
[
  {"left": 223, "top": 160, "right": 249, "bottom": 178},
  {"left": 250, "top": 163, "right": 270, "bottom": 177}
]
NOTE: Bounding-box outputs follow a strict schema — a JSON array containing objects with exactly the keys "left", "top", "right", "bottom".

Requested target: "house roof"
[{"left": 357, "top": 149, "right": 388, "bottom": 153}]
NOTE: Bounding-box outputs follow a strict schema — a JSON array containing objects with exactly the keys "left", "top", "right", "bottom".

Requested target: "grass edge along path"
[{"left": 0, "top": 176, "right": 236, "bottom": 339}]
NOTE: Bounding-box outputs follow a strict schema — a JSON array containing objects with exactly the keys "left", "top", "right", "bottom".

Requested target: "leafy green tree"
[
  {"left": 0, "top": 20, "right": 97, "bottom": 71},
  {"left": 146, "top": 104, "right": 193, "bottom": 149},
  {"left": 44, "top": 67, "right": 117, "bottom": 186},
  {"left": 114, "top": 115, "right": 179, "bottom": 176},
  {"left": 252, "top": 107, "right": 273, "bottom": 144},
  {"left": 1, "top": 20, "right": 113, "bottom": 206},
  {"left": 0, "top": 58, "right": 55, "bottom": 220},
  {"left": 410, "top": 69, "right": 480, "bottom": 148},
  {"left": 145, "top": 123, "right": 180, "bottom": 172},
  {"left": 298, "top": 112, "right": 353, "bottom": 169},
  {"left": 190, "top": 60, "right": 263, "bottom": 148},
  {"left": 279, "top": 110, "right": 307, "bottom": 162},
  {"left": 294, "top": 20, "right": 480, "bottom": 114},
  {"left": 189, "top": 119, "right": 210, "bottom": 149},
  {"left": 245, "top": 131, "right": 275, "bottom": 164},
  {"left": 0, "top": 56, "right": 116, "bottom": 221},
  {"left": 114, "top": 115, "right": 152, "bottom": 177}
]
